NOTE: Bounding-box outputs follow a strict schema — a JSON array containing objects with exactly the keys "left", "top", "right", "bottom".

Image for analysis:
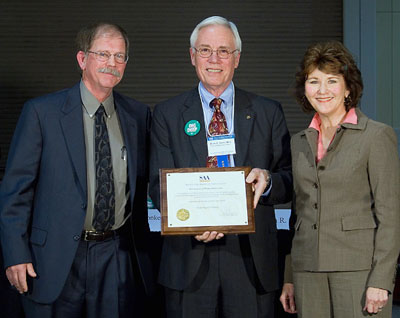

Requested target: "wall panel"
[{"left": 0, "top": 0, "right": 342, "bottom": 177}]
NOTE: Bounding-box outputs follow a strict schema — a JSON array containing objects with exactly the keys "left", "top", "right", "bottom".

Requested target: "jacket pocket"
[
  {"left": 30, "top": 227, "right": 48, "bottom": 246},
  {"left": 341, "top": 215, "right": 377, "bottom": 231}
]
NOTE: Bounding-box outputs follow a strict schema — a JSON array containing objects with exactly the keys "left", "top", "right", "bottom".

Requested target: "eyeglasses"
[
  {"left": 193, "top": 47, "right": 238, "bottom": 59},
  {"left": 87, "top": 51, "right": 129, "bottom": 64}
]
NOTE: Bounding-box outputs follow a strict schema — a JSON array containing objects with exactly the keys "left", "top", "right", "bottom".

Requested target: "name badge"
[{"left": 207, "top": 135, "right": 236, "bottom": 156}]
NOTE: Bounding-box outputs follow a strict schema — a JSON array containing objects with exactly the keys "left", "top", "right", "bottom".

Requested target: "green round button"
[{"left": 184, "top": 120, "right": 201, "bottom": 136}]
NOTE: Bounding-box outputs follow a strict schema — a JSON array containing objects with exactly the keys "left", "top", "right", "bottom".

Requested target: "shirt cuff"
[{"left": 261, "top": 178, "right": 272, "bottom": 197}]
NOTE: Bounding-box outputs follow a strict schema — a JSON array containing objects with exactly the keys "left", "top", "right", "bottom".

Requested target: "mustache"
[{"left": 97, "top": 67, "right": 121, "bottom": 77}]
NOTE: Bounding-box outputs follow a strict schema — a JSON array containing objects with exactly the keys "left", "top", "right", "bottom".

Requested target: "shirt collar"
[
  {"left": 309, "top": 107, "right": 358, "bottom": 132},
  {"left": 80, "top": 80, "right": 115, "bottom": 118},
  {"left": 198, "top": 82, "right": 234, "bottom": 109}
]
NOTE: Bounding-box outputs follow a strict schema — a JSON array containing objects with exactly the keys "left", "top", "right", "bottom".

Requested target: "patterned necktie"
[
  {"left": 206, "top": 98, "right": 229, "bottom": 168},
  {"left": 93, "top": 105, "right": 115, "bottom": 231}
]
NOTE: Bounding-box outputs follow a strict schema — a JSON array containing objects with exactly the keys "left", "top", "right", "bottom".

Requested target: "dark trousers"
[
  {"left": 21, "top": 233, "right": 143, "bottom": 318},
  {"left": 165, "top": 235, "right": 275, "bottom": 318}
]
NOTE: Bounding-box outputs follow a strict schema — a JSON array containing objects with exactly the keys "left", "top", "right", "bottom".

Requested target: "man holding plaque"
[{"left": 150, "top": 16, "right": 292, "bottom": 317}]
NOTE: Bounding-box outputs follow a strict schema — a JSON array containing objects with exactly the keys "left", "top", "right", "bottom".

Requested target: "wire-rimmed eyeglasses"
[
  {"left": 192, "top": 46, "right": 239, "bottom": 59},
  {"left": 87, "top": 50, "right": 129, "bottom": 64}
]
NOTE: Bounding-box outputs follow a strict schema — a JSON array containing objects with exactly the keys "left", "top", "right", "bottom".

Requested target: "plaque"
[{"left": 160, "top": 167, "right": 255, "bottom": 235}]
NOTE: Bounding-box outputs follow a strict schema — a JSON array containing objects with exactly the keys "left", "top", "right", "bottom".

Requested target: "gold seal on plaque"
[{"left": 176, "top": 208, "right": 190, "bottom": 221}]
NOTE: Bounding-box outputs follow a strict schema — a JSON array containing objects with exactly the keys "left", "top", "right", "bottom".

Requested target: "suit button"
[
  {"left": 81, "top": 203, "right": 86, "bottom": 209},
  {"left": 313, "top": 203, "right": 318, "bottom": 209},
  {"left": 313, "top": 183, "right": 318, "bottom": 189},
  {"left": 312, "top": 224, "right": 318, "bottom": 229},
  {"left": 73, "top": 235, "right": 80, "bottom": 241},
  {"left": 318, "top": 166, "right": 325, "bottom": 171}
]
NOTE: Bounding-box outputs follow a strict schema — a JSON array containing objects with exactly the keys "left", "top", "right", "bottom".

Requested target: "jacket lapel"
[
  {"left": 303, "top": 108, "right": 368, "bottom": 167},
  {"left": 60, "top": 83, "right": 87, "bottom": 201},
  {"left": 234, "top": 89, "right": 254, "bottom": 167},
  {"left": 303, "top": 128, "right": 318, "bottom": 167},
  {"left": 114, "top": 94, "right": 138, "bottom": 210},
  {"left": 181, "top": 89, "right": 208, "bottom": 167}
]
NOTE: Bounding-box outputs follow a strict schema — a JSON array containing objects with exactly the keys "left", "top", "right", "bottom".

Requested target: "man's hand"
[
  {"left": 363, "top": 287, "right": 388, "bottom": 314},
  {"left": 246, "top": 168, "right": 271, "bottom": 208},
  {"left": 6, "top": 263, "right": 37, "bottom": 294},
  {"left": 280, "top": 283, "right": 297, "bottom": 314},
  {"left": 195, "top": 231, "right": 224, "bottom": 243}
]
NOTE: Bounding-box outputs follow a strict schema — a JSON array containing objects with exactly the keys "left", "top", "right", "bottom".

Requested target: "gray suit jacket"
[
  {"left": 149, "top": 87, "right": 292, "bottom": 292},
  {"left": 287, "top": 108, "right": 400, "bottom": 292}
]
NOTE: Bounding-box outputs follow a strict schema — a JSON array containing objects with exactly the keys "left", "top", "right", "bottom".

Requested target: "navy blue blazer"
[
  {"left": 149, "top": 87, "right": 292, "bottom": 292},
  {"left": 0, "top": 83, "right": 154, "bottom": 303}
]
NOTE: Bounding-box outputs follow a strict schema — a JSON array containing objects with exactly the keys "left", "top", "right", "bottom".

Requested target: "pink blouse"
[{"left": 309, "top": 108, "right": 358, "bottom": 162}]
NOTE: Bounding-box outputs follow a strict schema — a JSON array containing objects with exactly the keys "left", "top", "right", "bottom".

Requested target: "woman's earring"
[{"left": 344, "top": 95, "right": 352, "bottom": 108}]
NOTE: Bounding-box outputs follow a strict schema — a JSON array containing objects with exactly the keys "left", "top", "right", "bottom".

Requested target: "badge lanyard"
[{"left": 198, "top": 85, "right": 236, "bottom": 166}]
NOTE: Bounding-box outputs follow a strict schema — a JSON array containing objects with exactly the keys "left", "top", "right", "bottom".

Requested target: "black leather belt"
[{"left": 81, "top": 229, "right": 118, "bottom": 241}]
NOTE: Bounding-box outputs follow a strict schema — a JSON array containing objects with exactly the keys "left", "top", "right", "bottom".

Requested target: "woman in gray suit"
[{"left": 280, "top": 41, "right": 400, "bottom": 317}]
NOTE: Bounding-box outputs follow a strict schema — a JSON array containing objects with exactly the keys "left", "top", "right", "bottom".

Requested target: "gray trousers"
[{"left": 293, "top": 270, "right": 393, "bottom": 318}]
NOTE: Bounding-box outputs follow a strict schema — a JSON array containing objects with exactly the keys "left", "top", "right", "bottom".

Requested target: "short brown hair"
[
  {"left": 294, "top": 41, "right": 363, "bottom": 113},
  {"left": 76, "top": 22, "right": 129, "bottom": 56}
]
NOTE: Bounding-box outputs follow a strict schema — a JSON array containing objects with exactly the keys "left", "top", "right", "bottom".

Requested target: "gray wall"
[
  {"left": 344, "top": 0, "right": 400, "bottom": 153},
  {"left": 377, "top": 0, "right": 400, "bottom": 152}
]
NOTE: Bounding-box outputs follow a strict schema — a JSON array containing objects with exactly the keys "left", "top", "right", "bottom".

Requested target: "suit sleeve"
[
  {"left": 366, "top": 125, "right": 400, "bottom": 292},
  {"left": 149, "top": 105, "right": 175, "bottom": 211},
  {"left": 260, "top": 103, "right": 292, "bottom": 205},
  {"left": 0, "top": 101, "right": 42, "bottom": 269}
]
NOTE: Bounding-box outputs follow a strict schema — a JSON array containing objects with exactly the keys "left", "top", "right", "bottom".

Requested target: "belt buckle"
[
  {"left": 83, "top": 231, "right": 91, "bottom": 241},
  {"left": 83, "top": 230, "right": 103, "bottom": 241}
]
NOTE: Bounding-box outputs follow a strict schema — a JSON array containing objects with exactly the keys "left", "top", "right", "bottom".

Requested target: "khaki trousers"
[{"left": 293, "top": 270, "right": 393, "bottom": 318}]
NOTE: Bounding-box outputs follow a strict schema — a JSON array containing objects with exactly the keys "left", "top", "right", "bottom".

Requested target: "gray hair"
[{"left": 190, "top": 16, "right": 242, "bottom": 53}]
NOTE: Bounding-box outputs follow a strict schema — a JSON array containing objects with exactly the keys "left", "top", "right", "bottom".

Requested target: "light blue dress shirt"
[{"left": 198, "top": 81, "right": 272, "bottom": 195}]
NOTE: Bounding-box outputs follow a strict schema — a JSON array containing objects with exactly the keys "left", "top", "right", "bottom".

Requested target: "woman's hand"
[
  {"left": 280, "top": 283, "right": 297, "bottom": 314},
  {"left": 363, "top": 287, "right": 388, "bottom": 314}
]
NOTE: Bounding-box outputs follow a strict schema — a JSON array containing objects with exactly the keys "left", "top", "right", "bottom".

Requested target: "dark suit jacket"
[
  {"left": 149, "top": 87, "right": 292, "bottom": 292},
  {"left": 0, "top": 82, "right": 154, "bottom": 304}
]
